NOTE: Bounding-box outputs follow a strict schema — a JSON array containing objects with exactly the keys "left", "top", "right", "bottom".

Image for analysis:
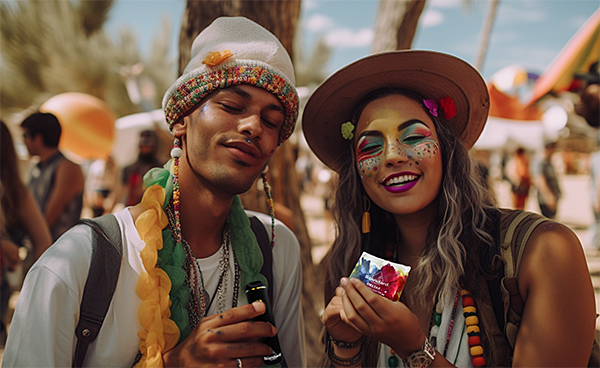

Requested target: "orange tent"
[{"left": 528, "top": 8, "right": 600, "bottom": 104}]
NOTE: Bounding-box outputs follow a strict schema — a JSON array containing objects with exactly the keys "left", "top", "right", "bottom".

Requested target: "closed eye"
[
  {"left": 357, "top": 141, "right": 383, "bottom": 161},
  {"left": 402, "top": 134, "right": 427, "bottom": 142},
  {"left": 220, "top": 103, "right": 242, "bottom": 112}
]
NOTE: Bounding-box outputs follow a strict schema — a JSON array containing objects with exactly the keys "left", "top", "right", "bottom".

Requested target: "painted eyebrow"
[
  {"left": 222, "top": 86, "right": 284, "bottom": 114},
  {"left": 397, "top": 119, "right": 427, "bottom": 132},
  {"left": 357, "top": 119, "right": 428, "bottom": 140}
]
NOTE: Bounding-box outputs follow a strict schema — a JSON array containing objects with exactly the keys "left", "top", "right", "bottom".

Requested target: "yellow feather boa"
[{"left": 134, "top": 185, "right": 180, "bottom": 367}]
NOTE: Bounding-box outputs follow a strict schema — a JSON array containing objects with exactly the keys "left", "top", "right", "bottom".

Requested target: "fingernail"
[
  {"left": 252, "top": 300, "right": 265, "bottom": 311},
  {"left": 340, "top": 277, "right": 348, "bottom": 286}
]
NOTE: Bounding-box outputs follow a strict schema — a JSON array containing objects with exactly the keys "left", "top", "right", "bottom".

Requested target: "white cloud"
[
  {"left": 428, "top": 0, "right": 461, "bottom": 8},
  {"left": 305, "top": 13, "right": 335, "bottom": 32},
  {"left": 302, "top": 0, "right": 319, "bottom": 11},
  {"left": 325, "top": 27, "right": 374, "bottom": 48},
  {"left": 420, "top": 9, "right": 444, "bottom": 28}
]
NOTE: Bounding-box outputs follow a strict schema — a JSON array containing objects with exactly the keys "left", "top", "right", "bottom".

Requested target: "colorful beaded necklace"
[
  {"left": 386, "top": 287, "right": 485, "bottom": 367},
  {"left": 134, "top": 138, "right": 272, "bottom": 367}
]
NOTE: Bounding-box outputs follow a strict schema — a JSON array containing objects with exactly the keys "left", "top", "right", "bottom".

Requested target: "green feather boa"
[{"left": 143, "top": 160, "right": 268, "bottom": 343}]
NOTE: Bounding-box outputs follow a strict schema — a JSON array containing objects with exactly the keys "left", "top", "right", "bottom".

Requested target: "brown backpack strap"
[{"left": 499, "top": 210, "right": 548, "bottom": 349}]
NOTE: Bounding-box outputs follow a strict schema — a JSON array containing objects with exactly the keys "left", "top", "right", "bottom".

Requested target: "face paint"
[
  {"left": 389, "top": 122, "right": 439, "bottom": 165},
  {"left": 356, "top": 122, "right": 439, "bottom": 179},
  {"left": 356, "top": 135, "right": 383, "bottom": 179}
]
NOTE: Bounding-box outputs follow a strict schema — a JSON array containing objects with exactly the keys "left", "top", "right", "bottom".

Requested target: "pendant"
[{"left": 388, "top": 355, "right": 399, "bottom": 368}]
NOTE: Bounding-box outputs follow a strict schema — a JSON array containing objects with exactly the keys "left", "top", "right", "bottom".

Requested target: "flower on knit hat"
[
  {"left": 341, "top": 121, "right": 355, "bottom": 140},
  {"left": 202, "top": 50, "right": 233, "bottom": 66},
  {"left": 439, "top": 97, "right": 456, "bottom": 119}
]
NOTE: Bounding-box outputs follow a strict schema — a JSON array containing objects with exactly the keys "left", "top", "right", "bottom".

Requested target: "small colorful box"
[{"left": 349, "top": 252, "right": 411, "bottom": 301}]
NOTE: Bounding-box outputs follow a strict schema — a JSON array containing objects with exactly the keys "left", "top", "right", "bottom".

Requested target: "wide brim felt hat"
[{"left": 302, "top": 50, "right": 490, "bottom": 172}]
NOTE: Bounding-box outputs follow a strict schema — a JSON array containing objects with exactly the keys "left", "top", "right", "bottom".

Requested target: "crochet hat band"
[{"left": 162, "top": 17, "right": 299, "bottom": 144}]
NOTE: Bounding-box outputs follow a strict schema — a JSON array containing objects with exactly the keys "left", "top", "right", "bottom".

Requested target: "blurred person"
[
  {"left": 84, "top": 155, "right": 119, "bottom": 217},
  {"left": 574, "top": 61, "right": 599, "bottom": 128},
  {"left": 3, "top": 17, "right": 304, "bottom": 367},
  {"left": 20, "top": 112, "right": 84, "bottom": 240},
  {"left": 574, "top": 61, "right": 600, "bottom": 250},
  {"left": 506, "top": 147, "right": 531, "bottom": 210},
  {"left": 534, "top": 141, "right": 562, "bottom": 219},
  {"left": 119, "top": 129, "right": 163, "bottom": 207},
  {"left": 1, "top": 120, "right": 52, "bottom": 344},
  {"left": 590, "top": 148, "right": 600, "bottom": 250}
]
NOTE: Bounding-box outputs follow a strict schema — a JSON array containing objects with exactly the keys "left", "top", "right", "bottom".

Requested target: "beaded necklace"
[
  {"left": 386, "top": 287, "right": 485, "bottom": 367},
  {"left": 166, "top": 202, "right": 240, "bottom": 330}
]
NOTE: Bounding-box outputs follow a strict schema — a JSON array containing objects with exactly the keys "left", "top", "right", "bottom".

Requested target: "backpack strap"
[
  {"left": 73, "top": 215, "right": 123, "bottom": 368},
  {"left": 498, "top": 210, "right": 548, "bottom": 349},
  {"left": 248, "top": 215, "right": 288, "bottom": 368},
  {"left": 249, "top": 216, "right": 274, "bottom": 304}
]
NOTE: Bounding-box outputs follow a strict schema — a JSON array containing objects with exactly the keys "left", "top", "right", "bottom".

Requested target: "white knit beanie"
[{"left": 162, "top": 17, "right": 298, "bottom": 144}]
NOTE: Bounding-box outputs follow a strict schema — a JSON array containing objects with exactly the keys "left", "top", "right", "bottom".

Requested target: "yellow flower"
[
  {"left": 341, "top": 121, "right": 355, "bottom": 140},
  {"left": 202, "top": 50, "right": 233, "bottom": 66}
]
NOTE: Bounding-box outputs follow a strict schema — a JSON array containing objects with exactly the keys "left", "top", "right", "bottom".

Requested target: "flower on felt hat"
[
  {"left": 341, "top": 121, "right": 355, "bottom": 140},
  {"left": 202, "top": 50, "right": 233, "bottom": 66},
  {"left": 423, "top": 98, "right": 439, "bottom": 117},
  {"left": 440, "top": 97, "right": 456, "bottom": 119}
]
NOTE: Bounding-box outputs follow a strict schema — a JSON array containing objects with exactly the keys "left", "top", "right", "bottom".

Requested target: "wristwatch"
[{"left": 402, "top": 338, "right": 436, "bottom": 368}]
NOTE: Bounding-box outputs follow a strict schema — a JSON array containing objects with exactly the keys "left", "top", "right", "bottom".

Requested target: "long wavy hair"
[
  {"left": 320, "top": 88, "right": 497, "bottom": 366},
  {"left": 1, "top": 120, "right": 28, "bottom": 233}
]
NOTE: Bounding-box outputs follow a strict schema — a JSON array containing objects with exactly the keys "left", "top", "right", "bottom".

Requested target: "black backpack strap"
[
  {"left": 73, "top": 214, "right": 123, "bottom": 368},
  {"left": 249, "top": 215, "right": 288, "bottom": 367},
  {"left": 249, "top": 216, "right": 273, "bottom": 303}
]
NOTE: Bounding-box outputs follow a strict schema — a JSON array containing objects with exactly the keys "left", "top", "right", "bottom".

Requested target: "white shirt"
[{"left": 3, "top": 208, "right": 305, "bottom": 368}]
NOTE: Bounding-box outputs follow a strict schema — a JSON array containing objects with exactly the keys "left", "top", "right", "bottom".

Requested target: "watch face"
[
  {"left": 407, "top": 351, "right": 434, "bottom": 368},
  {"left": 404, "top": 338, "right": 436, "bottom": 368}
]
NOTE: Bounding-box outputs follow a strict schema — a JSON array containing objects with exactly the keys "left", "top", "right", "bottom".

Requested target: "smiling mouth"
[{"left": 383, "top": 174, "right": 419, "bottom": 187}]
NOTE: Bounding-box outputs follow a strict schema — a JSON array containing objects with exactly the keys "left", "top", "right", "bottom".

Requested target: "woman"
[
  {"left": 1, "top": 120, "right": 51, "bottom": 261},
  {"left": 302, "top": 51, "right": 597, "bottom": 367},
  {"left": 1, "top": 120, "right": 52, "bottom": 335}
]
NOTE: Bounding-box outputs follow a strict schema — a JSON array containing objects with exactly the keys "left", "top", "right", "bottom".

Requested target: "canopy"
[{"left": 528, "top": 8, "right": 600, "bottom": 104}]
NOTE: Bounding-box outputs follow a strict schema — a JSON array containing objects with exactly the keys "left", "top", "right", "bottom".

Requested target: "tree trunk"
[
  {"left": 474, "top": 0, "right": 500, "bottom": 71},
  {"left": 372, "top": 0, "right": 426, "bottom": 52},
  {"left": 178, "top": 1, "right": 323, "bottom": 365}
]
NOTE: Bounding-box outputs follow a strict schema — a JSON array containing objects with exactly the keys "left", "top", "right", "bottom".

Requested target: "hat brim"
[{"left": 302, "top": 50, "right": 490, "bottom": 172}]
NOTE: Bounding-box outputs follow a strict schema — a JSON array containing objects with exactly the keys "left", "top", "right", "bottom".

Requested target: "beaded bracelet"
[
  {"left": 329, "top": 334, "right": 366, "bottom": 349},
  {"left": 327, "top": 336, "right": 363, "bottom": 367}
]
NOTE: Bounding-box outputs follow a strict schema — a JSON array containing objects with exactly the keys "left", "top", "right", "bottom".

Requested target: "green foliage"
[{"left": 0, "top": 0, "right": 175, "bottom": 119}]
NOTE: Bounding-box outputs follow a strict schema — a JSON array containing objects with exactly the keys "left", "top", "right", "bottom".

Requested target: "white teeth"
[{"left": 384, "top": 175, "right": 417, "bottom": 186}]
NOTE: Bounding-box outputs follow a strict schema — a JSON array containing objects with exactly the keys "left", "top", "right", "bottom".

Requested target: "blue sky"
[{"left": 106, "top": 0, "right": 599, "bottom": 81}]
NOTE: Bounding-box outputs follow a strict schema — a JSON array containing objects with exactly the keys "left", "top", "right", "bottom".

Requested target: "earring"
[
  {"left": 261, "top": 168, "right": 276, "bottom": 247},
  {"left": 171, "top": 138, "right": 182, "bottom": 247},
  {"left": 362, "top": 196, "right": 371, "bottom": 234}
]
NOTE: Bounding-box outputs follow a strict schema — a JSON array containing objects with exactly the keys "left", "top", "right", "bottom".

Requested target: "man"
[
  {"left": 574, "top": 61, "right": 600, "bottom": 250},
  {"left": 3, "top": 17, "right": 305, "bottom": 367},
  {"left": 574, "top": 61, "right": 599, "bottom": 129},
  {"left": 20, "top": 112, "right": 84, "bottom": 240},
  {"left": 120, "top": 129, "right": 163, "bottom": 207},
  {"left": 534, "top": 141, "right": 562, "bottom": 219}
]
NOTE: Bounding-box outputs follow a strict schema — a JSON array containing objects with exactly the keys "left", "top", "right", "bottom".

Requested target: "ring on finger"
[{"left": 236, "top": 358, "right": 243, "bottom": 368}]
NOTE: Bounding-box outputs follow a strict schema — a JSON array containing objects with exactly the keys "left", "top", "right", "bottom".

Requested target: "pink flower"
[
  {"left": 440, "top": 97, "right": 456, "bottom": 119},
  {"left": 423, "top": 99, "right": 439, "bottom": 117}
]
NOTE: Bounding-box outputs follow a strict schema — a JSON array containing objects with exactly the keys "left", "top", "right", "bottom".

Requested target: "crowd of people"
[{"left": 1, "top": 15, "right": 598, "bottom": 368}]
